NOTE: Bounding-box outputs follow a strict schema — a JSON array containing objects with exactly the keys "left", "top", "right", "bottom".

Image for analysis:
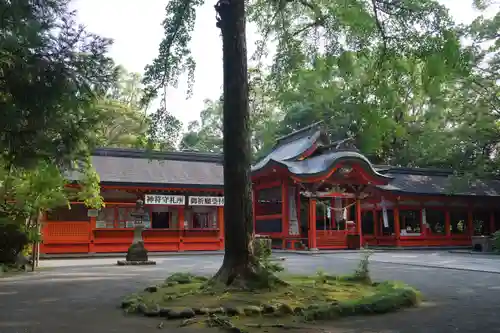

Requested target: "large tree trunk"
[{"left": 213, "top": 0, "right": 257, "bottom": 287}]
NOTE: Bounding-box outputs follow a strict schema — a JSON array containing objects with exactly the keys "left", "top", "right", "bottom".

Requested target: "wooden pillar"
[
  {"left": 296, "top": 185, "right": 301, "bottom": 232},
  {"left": 373, "top": 209, "right": 379, "bottom": 237},
  {"left": 89, "top": 216, "right": 96, "bottom": 253},
  {"left": 355, "top": 198, "right": 362, "bottom": 246},
  {"left": 218, "top": 206, "right": 224, "bottom": 249},
  {"left": 467, "top": 207, "right": 473, "bottom": 238},
  {"left": 308, "top": 198, "right": 317, "bottom": 250},
  {"left": 281, "top": 181, "right": 289, "bottom": 248},
  {"left": 178, "top": 207, "right": 185, "bottom": 251},
  {"left": 419, "top": 204, "right": 425, "bottom": 237},
  {"left": 40, "top": 212, "right": 49, "bottom": 255},
  {"left": 445, "top": 210, "right": 451, "bottom": 238},
  {"left": 394, "top": 206, "right": 401, "bottom": 247},
  {"left": 489, "top": 212, "right": 496, "bottom": 234},
  {"left": 252, "top": 189, "right": 257, "bottom": 234}
]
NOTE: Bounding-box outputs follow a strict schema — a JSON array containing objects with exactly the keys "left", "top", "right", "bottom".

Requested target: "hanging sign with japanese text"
[
  {"left": 144, "top": 194, "right": 185, "bottom": 205},
  {"left": 188, "top": 196, "right": 224, "bottom": 206}
]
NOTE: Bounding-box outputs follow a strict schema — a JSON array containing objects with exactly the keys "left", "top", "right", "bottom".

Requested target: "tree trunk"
[{"left": 213, "top": 0, "right": 257, "bottom": 287}]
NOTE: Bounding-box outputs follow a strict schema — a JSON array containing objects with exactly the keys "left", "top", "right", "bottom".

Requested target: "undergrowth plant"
[
  {"left": 493, "top": 231, "right": 500, "bottom": 252},
  {"left": 353, "top": 247, "right": 374, "bottom": 284}
]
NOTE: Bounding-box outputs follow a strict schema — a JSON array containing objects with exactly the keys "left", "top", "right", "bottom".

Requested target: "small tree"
[{"left": 0, "top": 160, "right": 103, "bottom": 268}]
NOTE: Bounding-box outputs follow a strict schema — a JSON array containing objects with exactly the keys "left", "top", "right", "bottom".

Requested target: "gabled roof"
[
  {"left": 68, "top": 148, "right": 224, "bottom": 188},
  {"left": 252, "top": 122, "right": 391, "bottom": 184},
  {"left": 376, "top": 166, "right": 500, "bottom": 197}
]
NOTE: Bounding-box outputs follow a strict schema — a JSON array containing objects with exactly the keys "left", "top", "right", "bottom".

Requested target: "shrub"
[
  {"left": 0, "top": 222, "right": 29, "bottom": 265},
  {"left": 352, "top": 248, "right": 374, "bottom": 283},
  {"left": 493, "top": 231, "right": 500, "bottom": 252}
]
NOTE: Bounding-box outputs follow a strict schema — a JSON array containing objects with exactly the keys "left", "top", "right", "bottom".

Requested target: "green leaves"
[
  {"left": 142, "top": 0, "right": 205, "bottom": 150},
  {"left": 0, "top": 0, "right": 116, "bottom": 169}
]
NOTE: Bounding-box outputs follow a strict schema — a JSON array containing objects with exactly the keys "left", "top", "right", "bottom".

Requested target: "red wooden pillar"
[
  {"left": 218, "top": 206, "right": 224, "bottom": 249},
  {"left": 252, "top": 189, "right": 257, "bottom": 234},
  {"left": 419, "top": 204, "right": 425, "bottom": 237},
  {"left": 89, "top": 216, "right": 96, "bottom": 253},
  {"left": 308, "top": 198, "right": 317, "bottom": 250},
  {"left": 489, "top": 212, "right": 495, "bottom": 234},
  {"left": 281, "top": 181, "right": 289, "bottom": 249},
  {"left": 467, "top": 207, "right": 473, "bottom": 238},
  {"left": 355, "top": 198, "right": 362, "bottom": 246},
  {"left": 178, "top": 207, "right": 185, "bottom": 251},
  {"left": 394, "top": 206, "right": 401, "bottom": 247},
  {"left": 296, "top": 185, "right": 301, "bottom": 232},
  {"left": 445, "top": 210, "right": 451, "bottom": 238}
]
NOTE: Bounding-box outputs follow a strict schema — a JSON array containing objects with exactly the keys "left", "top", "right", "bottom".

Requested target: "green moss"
[
  {"left": 122, "top": 272, "right": 420, "bottom": 323},
  {"left": 302, "top": 281, "right": 421, "bottom": 321}
]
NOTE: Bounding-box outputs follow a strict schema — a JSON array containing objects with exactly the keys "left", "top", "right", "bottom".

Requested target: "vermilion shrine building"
[{"left": 40, "top": 123, "right": 500, "bottom": 254}]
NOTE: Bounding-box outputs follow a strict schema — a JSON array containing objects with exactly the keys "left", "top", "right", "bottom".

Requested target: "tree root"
[
  {"left": 207, "top": 314, "right": 247, "bottom": 333},
  {"left": 179, "top": 318, "right": 202, "bottom": 327},
  {"left": 245, "top": 323, "right": 304, "bottom": 329},
  {"left": 210, "top": 261, "right": 289, "bottom": 290}
]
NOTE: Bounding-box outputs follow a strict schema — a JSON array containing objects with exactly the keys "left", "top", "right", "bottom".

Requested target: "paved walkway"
[{"left": 1, "top": 251, "right": 499, "bottom": 333}]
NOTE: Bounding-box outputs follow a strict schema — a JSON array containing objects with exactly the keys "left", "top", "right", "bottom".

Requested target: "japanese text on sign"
[
  {"left": 188, "top": 196, "right": 224, "bottom": 206},
  {"left": 144, "top": 194, "right": 185, "bottom": 205}
]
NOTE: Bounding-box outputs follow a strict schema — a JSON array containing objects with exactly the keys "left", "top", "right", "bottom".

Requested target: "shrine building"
[{"left": 40, "top": 122, "right": 500, "bottom": 255}]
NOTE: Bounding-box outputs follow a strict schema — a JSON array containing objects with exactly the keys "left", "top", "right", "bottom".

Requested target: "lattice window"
[{"left": 46, "top": 205, "right": 88, "bottom": 221}]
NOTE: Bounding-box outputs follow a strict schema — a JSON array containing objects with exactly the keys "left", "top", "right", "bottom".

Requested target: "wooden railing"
[
  {"left": 41, "top": 222, "right": 223, "bottom": 254},
  {"left": 316, "top": 230, "right": 348, "bottom": 249}
]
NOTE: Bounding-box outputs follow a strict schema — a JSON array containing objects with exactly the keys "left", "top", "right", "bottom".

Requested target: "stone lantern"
[{"left": 117, "top": 198, "right": 156, "bottom": 266}]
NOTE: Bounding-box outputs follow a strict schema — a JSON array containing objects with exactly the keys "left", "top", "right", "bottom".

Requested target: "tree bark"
[{"left": 213, "top": 0, "right": 257, "bottom": 287}]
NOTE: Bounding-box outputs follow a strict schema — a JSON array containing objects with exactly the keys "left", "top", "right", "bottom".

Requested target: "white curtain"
[
  {"left": 381, "top": 197, "right": 389, "bottom": 227},
  {"left": 288, "top": 187, "right": 300, "bottom": 235}
]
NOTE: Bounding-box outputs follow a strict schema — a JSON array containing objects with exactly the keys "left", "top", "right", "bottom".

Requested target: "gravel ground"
[{"left": 0, "top": 251, "right": 499, "bottom": 333}]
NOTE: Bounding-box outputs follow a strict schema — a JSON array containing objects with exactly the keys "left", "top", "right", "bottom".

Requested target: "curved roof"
[{"left": 251, "top": 122, "right": 390, "bottom": 184}]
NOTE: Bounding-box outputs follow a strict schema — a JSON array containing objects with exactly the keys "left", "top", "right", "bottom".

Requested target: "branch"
[
  {"left": 156, "top": 0, "right": 192, "bottom": 89},
  {"left": 371, "top": 0, "right": 388, "bottom": 59},
  {"left": 291, "top": 0, "right": 326, "bottom": 36},
  {"left": 292, "top": 19, "right": 323, "bottom": 37}
]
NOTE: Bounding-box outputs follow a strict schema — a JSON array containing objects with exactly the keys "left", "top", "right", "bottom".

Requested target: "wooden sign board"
[
  {"left": 145, "top": 194, "right": 185, "bottom": 205},
  {"left": 87, "top": 209, "right": 99, "bottom": 217},
  {"left": 188, "top": 196, "right": 224, "bottom": 206}
]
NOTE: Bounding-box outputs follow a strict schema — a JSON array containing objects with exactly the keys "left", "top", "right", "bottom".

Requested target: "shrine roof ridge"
[
  {"left": 93, "top": 147, "right": 223, "bottom": 164},
  {"left": 274, "top": 121, "right": 325, "bottom": 147}
]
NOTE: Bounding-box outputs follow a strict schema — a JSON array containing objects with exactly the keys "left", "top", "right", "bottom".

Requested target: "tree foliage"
[
  {"left": 94, "top": 69, "right": 150, "bottom": 149},
  {"left": 0, "top": 0, "right": 117, "bottom": 170},
  {"left": 174, "top": 1, "right": 500, "bottom": 177},
  {"left": 0, "top": 0, "right": 116, "bottom": 252}
]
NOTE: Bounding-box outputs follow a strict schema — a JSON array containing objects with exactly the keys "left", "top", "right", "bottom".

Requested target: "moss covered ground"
[{"left": 121, "top": 271, "right": 421, "bottom": 332}]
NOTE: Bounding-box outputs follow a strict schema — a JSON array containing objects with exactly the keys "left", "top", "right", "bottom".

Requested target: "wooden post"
[
  {"left": 281, "top": 181, "right": 289, "bottom": 248},
  {"left": 445, "top": 210, "right": 451, "bottom": 238},
  {"left": 89, "top": 215, "right": 96, "bottom": 253},
  {"left": 419, "top": 204, "right": 425, "bottom": 237},
  {"left": 178, "top": 207, "right": 185, "bottom": 251},
  {"left": 252, "top": 188, "right": 256, "bottom": 234},
  {"left": 467, "top": 207, "right": 473, "bottom": 238},
  {"left": 355, "top": 198, "right": 362, "bottom": 247},
  {"left": 489, "top": 212, "right": 495, "bottom": 234},
  {"left": 308, "top": 198, "right": 317, "bottom": 250},
  {"left": 40, "top": 212, "right": 49, "bottom": 256},
  {"left": 218, "top": 206, "right": 224, "bottom": 249},
  {"left": 394, "top": 206, "right": 401, "bottom": 247},
  {"left": 296, "top": 185, "right": 301, "bottom": 233}
]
